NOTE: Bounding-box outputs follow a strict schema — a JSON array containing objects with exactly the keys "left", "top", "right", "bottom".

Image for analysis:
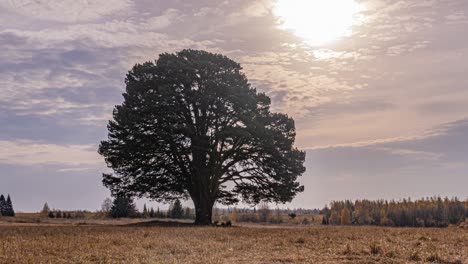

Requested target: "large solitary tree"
[{"left": 99, "top": 49, "right": 306, "bottom": 225}]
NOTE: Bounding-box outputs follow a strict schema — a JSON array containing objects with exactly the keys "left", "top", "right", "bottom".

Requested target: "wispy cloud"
[
  {"left": 0, "top": 0, "right": 134, "bottom": 23},
  {"left": 0, "top": 140, "right": 100, "bottom": 166}
]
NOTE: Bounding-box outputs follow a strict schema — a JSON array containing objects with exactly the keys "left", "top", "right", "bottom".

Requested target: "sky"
[{"left": 1, "top": 0, "right": 467, "bottom": 212}]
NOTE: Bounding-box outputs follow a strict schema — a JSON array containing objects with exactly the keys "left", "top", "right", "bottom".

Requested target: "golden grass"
[{"left": 0, "top": 220, "right": 466, "bottom": 263}]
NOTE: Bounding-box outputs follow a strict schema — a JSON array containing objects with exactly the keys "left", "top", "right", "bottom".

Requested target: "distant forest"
[{"left": 322, "top": 197, "right": 467, "bottom": 227}]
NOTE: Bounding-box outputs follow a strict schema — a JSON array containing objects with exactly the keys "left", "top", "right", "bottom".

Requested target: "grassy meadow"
[{"left": 0, "top": 214, "right": 466, "bottom": 263}]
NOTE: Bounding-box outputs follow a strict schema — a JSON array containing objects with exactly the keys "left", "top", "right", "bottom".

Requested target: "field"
[{"left": 0, "top": 216, "right": 467, "bottom": 264}]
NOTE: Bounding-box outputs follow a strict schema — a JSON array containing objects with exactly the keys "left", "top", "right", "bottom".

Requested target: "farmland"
[{"left": 0, "top": 216, "right": 466, "bottom": 263}]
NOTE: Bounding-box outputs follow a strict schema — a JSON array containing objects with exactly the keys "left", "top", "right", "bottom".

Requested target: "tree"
[
  {"left": 329, "top": 210, "right": 340, "bottom": 225},
  {"left": 99, "top": 49, "right": 306, "bottom": 225},
  {"left": 0, "top": 195, "right": 5, "bottom": 216},
  {"left": 142, "top": 204, "right": 149, "bottom": 218},
  {"left": 110, "top": 195, "right": 138, "bottom": 218},
  {"left": 326, "top": 197, "right": 467, "bottom": 227},
  {"left": 321, "top": 215, "right": 328, "bottom": 225},
  {"left": 101, "top": 197, "right": 113, "bottom": 215},
  {"left": 170, "top": 199, "right": 184, "bottom": 219},
  {"left": 41, "top": 202, "right": 50, "bottom": 216},
  {"left": 5, "top": 195, "right": 15, "bottom": 217},
  {"left": 258, "top": 202, "right": 270, "bottom": 222},
  {"left": 184, "top": 207, "right": 192, "bottom": 219},
  {"left": 149, "top": 207, "right": 155, "bottom": 218},
  {"left": 340, "top": 208, "right": 351, "bottom": 225},
  {"left": 156, "top": 207, "right": 163, "bottom": 218}
]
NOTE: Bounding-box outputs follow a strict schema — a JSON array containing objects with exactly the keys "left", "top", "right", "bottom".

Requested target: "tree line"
[
  {"left": 104, "top": 196, "right": 193, "bottom": 219},
  {"left": 322, "top": 197, "right": 467, "bottom": 227},
  {"left": 0, "top": 194, "right": 15, "bottom": 217},
  {"left": 40, "top": 202, "right": 89, "bottom": 219}
]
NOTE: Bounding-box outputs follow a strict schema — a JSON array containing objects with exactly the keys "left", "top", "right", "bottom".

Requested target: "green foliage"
[
  {"left": 110, "top": 196, "right": 138, "bottom": 218},
  {"left": 99, "top": 49, "right": 305, "bottom": 224}
]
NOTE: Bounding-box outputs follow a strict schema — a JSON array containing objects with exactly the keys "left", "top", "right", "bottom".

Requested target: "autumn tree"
[
  {"left": 99, "top": 49, "right": 306, "bottom": 225},
  {"left": 329, "top": 210, "right": 340, "bottom": 225},
  {"left": 326, "top": 197, "right": 466, "bottom": 227},
  {"left": 340, "top": 208, "right": 351, "bottom": 225}
]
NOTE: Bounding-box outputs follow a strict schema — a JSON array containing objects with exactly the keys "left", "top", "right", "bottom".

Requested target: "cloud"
[
  {"left": 0, "top": 140, "right": 101, "bottom": 166},
  {"left": 0, "top": 0, "right": 134, "bottom": 23},
  {"left": 445, "top": 11, "right": 468, "bottom": 24},
  {"left": 374, "top": 147, "right": 442, "bottom": 160}
]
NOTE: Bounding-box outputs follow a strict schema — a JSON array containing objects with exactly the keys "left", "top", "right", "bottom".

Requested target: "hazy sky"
[{"left": 1, "top": 0, "right": 467, "bottom": 212}]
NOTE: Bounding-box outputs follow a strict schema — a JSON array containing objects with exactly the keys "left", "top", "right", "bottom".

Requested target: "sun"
[{"left": 274, "top": 0, "right": 364, "bottom": 46}]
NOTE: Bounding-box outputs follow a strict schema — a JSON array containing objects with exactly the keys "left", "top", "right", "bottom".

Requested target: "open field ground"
[{"left": 0, "top": 218, "right": 466, "bottom": 264}]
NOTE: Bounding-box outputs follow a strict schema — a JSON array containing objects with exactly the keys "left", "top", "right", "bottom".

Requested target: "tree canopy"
[{"left": 99, "top": 49, "right": 306, "bottom": 225}]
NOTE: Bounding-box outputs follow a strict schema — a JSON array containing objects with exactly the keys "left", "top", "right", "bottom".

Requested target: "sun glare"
[{"left": 274, "top": 0, "right": 364, "bottom": 46}]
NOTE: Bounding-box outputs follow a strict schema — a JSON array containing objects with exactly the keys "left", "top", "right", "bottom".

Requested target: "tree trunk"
[{"left": 194, "top": 197, "right": 214, "bottom": 225}]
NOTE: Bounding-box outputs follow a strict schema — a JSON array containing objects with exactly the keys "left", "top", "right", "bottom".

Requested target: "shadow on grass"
[
  {"left": 124, "top": 219, "right": 239, "bottom": 228},
  {"left": 124, "top": 219, "right": 196, "bottom": 227}
]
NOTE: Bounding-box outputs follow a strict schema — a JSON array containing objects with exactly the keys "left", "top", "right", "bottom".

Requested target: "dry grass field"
[{"left": 0, "top": 217, "right": 467, "bottom": 264}]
